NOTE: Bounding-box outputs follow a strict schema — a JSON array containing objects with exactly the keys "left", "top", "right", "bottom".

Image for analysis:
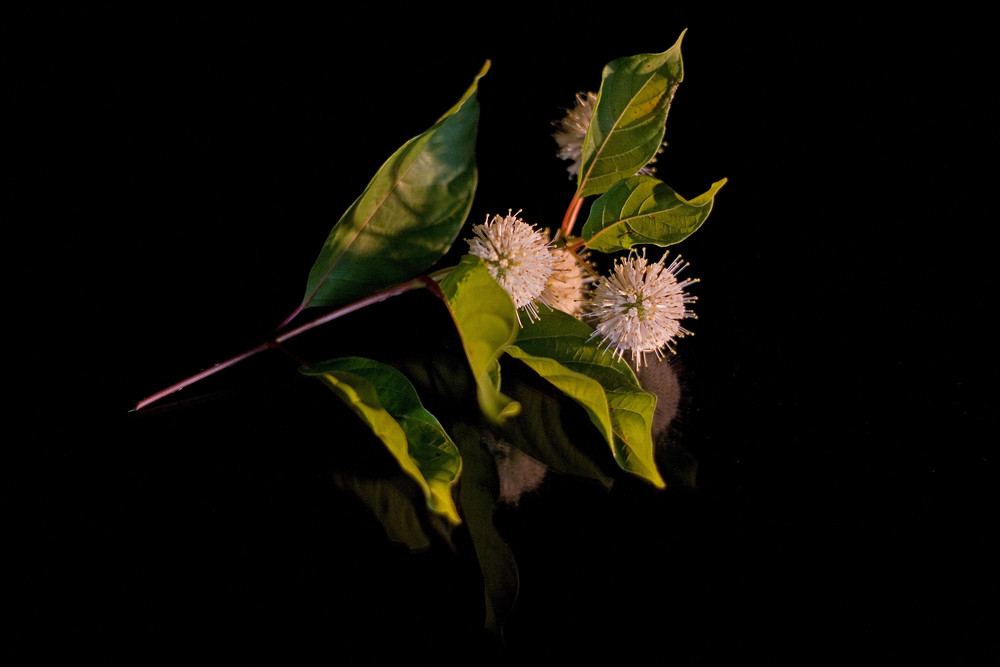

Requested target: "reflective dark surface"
[{"left": 11, "top": 4, "right": 991, "bottom": 663}]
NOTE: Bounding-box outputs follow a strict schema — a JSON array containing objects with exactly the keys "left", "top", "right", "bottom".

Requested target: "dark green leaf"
[
  {"left": 582, "top": 175, "right": 726, "bottom": 253},
  {"left": 300, "top": 62, "right": 489, "bottom": 310},
  {"left": 576, "top": 31, "right": 686, "bottom": 198},
  {"left": 438, "top": 255, "right": 521, "bottom": 423},
  {"left": 303, "top": 357, "right": 463, "bottom": 524}
]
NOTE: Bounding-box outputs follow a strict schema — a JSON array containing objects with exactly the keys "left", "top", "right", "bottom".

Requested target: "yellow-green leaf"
[
  {"left": 607, "top": 388, "right": 663, "bottom": 488},
  {"left": 505, "top": 344, "right": 614, "bottom": 449},
  {"left": 516, "top": 309, "right": 664, "bottom": 487},
  {"left": 438, "top": 256, "right": 521, "bottom": 423},
  {"left": 304, "top": 357, "right": 463, "bottom": 524}
]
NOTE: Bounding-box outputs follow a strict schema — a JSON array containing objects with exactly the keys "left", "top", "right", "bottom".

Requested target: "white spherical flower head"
[
  {"left": 541, "top": 246, "right": 594, "bottom": 318},
  {"left": 466, "top": 210, "right": 554, "bottom": 324},
  {"left": 587, "top": 249, "right": 698, "bottom": 369}
]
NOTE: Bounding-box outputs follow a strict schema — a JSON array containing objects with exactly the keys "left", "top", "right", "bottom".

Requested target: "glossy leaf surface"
[
  {"left": 300, "top": 62, "right": 488, "bottom": 310},
  {"left": 304, "top": 357, "right": 462, "bottom": 524},
  {"left": 576, "top": 32, "right": 685, "bottom": 198},
  {"left": 582, "top": 175, "right": 726, "bottom": 253}
]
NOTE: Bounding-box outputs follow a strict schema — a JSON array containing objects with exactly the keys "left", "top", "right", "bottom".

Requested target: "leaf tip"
[
  {"left": 666, "top": 27, "right": 687, "bottom": 55},
  {"left": 496, "top": 399, "right": 522, "bottom": 422},
  {"left": 434, "top": 495, "right": 463, "bottom": 526}
]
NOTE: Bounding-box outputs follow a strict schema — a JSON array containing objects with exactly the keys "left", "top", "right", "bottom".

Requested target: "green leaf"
[
  {"left": 438, "top": 255, "right": 521, "bottom": 423},
  {"left": 515, "top": 308, "right": 638, "bottom": 392},
  {"left": 505, "top": 345, "right": 614, "bottom": 450},
  {"left": 606, "top": 388, "right": 662, "bottom": 487},
  {"left": 303, "top": 357, "right": 463, "bottom": 524},
  {"left": 299, "top": 62, "right": 489, "bottom": 310},
  {"left": 516, "top": 309, "right": 664, "bottom": 487},
  {"left": 582, "top": 175, "right": 727, "bottom": 253},
  {"left": 576, "top": 31, "right": 686, "bottom": 199}
]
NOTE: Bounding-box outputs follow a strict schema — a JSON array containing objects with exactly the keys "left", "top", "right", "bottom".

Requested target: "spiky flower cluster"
[
  {"left": 467, "top": 211, "right": 554, "bottom": 324},
  {"left": 553, "top": 91, "right": 597, "bottom": 178},
  {"left": 587, "top": 249, "right": 698, "bottom": 368},
  {"left": 466, "top": 214, "right": 697, "bottom": 365}
]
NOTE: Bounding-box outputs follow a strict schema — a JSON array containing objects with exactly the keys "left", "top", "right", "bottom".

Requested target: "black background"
[{"left": 8, "top": 3, "right": 994, "bottom": 663}]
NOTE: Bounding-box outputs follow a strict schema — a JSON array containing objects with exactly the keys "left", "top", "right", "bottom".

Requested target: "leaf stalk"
[{"left": 559, "top": 195, "right": 585, "bottom": 236}]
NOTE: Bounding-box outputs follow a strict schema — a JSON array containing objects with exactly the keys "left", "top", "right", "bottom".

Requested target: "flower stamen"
[
  {"left": 586, "top": 248, "right": 698, "bottom": 368},
  {"left": 466, "top": 210, "right": 555, "bottom": 325}
]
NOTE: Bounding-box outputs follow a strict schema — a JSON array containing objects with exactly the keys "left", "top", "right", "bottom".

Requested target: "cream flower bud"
[{"left": 541, "top": 245, "right": 594, "bottom": 318}]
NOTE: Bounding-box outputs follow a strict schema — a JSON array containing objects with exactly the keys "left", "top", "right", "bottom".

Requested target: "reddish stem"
[
  {"left": 132, "top": 277, "right": 429, "bottom": 412},
  {"left": 131, "top": 341, "right": 278, "bottom": 412},
  {"left": 274, "top": 278, "right": 426, "bottom": 343},
  {"left": 559, "top": 195, "right": 585, "bottom": 237},
  {"left": 277, "top": 303, "right": 305, "bottom": 331}
]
